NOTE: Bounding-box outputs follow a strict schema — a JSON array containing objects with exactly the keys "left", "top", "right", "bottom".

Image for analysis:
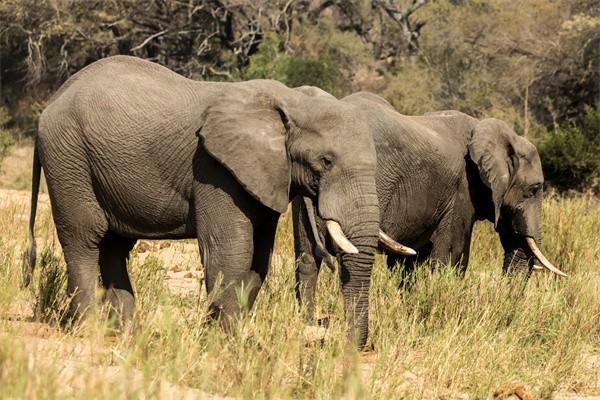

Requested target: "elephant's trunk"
[
  {"left": 502, "top": 245, "right": 532, "bottom": 274},
  {"left": 500, "top": 198, "right": 566, "bottom": 277},
  {"left": 340, "top": 232, "right": 377, "bottom": 348},
  {"left": 337, "top": 196, "right": 378, "bottom": 348},
  {"left": 317, "top": 172, "right": 379, "bottom": 348},
  {"left": 499, "top": 216, "right": 536, "bottom": 275}
]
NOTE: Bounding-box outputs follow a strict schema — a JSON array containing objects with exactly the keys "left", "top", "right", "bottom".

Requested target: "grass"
[{"left": 0, "top": 187, "right": 598, "bottom": 399}]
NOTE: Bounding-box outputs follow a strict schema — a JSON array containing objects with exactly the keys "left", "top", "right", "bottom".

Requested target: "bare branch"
[{"left": 131, "top": 29, "right": 169, "bottom": 51}]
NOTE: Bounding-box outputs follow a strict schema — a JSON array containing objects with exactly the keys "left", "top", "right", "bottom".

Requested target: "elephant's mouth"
[
  {"left": 523, "top": 236, "right": 567, "bottom": 277},
  {"left": 300, "top": 196, "right": 340, "bottom": 271},
  {"left": 302, "top": 196, "right": 416, "bottom": 263}
]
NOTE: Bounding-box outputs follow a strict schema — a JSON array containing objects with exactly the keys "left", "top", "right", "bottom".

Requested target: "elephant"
[
  {"left": 293, "top": 91, "right": 566, "bottom": 321},
  {"left": 24, "top": 56, "right": 408, "bottom": 347}
]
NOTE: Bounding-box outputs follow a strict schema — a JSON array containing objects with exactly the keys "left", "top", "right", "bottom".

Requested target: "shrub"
[
  {"left": 0, "top": 107, "right": 15, "bottom": 169},
  {"left": 243, "top": 32, "right": 341, "bottom": 95},
  {"left": 538, "top": 102, "right": 600, "bottom": 192}
]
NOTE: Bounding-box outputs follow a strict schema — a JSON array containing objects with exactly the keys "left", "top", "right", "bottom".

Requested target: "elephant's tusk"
[
  {"left": 525, "top": 237, "right": 567, "bottom": 277},
  {"left": 326, "top": 220, "right": 359, "bottom": 254},
  {"left": 302, "top": 197, "right": 335, "bottom": 272},
  {"left": 379, "top": 230, "right": 417, "bottom": 256}
]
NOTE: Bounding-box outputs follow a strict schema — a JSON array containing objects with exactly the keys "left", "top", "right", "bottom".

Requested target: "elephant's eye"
[
  {"left": 526, "top": 183, "right": 542, "bottom": 198},
  {"left": 319, "top": 154, "right": 335, "bottom": 171}
]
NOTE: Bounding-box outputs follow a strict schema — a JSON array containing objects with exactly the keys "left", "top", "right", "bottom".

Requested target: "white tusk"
[
  {"left": 379, "top": 230, "right": 417, "bottom": 256},
  {"left": 325, "top": 220, "right": 359, "bottom": 254},
  {"left": 525, "top": 237, "right": 567, "bottom": 277}
]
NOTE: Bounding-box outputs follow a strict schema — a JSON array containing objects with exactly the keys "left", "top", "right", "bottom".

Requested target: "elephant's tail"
[{"left": 23, "top": 140, "right": 40, "bottom": 288}]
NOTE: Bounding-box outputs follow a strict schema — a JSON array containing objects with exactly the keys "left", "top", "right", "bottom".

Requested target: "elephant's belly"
[
  {"left": 95, "top": 180, "right": 196, "bottom": 239},
  {"left": 104, "top": 200, "right": 196, "bottom": 240},
  {"left": 381, "top": 191, "right": 449, "bottom": 249}
]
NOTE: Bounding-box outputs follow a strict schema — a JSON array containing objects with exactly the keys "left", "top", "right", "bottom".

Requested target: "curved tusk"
[
  {"left": 302, "top": 197, "right": 335, "bottom": 271},
  {"left": 325, "top": 220, "right": 359, "bottom": 254},
  {"left": 379, "top": 230, "right": 417, "bottom": 256},
  {"left": 525, "top": 237, "right": 567, "bottom": 277}
]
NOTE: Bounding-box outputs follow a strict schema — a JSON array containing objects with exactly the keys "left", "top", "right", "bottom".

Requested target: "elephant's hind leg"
[
  {"left": 53, "top": 201, "right": 108, "bottom": 322},
  {"left": 99, "top": 233, "right": 136, "bottom": 326}
]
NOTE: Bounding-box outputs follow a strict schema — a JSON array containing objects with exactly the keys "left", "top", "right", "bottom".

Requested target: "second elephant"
[{"left": 294, "top": 91, "right": 566, "bottom": 320}]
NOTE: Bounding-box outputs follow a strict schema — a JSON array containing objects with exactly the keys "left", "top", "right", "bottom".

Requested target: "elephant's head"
[
  {"left": 468, "top": 118, "right": 566, "bottom": 277},
  {"left": 198, "top": 80, "right": 395, "bottom": 346}
]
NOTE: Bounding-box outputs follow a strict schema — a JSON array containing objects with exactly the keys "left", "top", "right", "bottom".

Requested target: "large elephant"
[
  {"left": 293, "top": 91, "right": 566, "bottom": 320},
  {"left": 25, "top": 56, "right": 406, "bottom": 347}
]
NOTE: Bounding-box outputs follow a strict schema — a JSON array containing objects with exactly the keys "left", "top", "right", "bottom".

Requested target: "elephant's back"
[
  {"left": 37, "top": 56, "right": 210, "bottom": 239},
  {"left": 409, "top": 114, "right": 477, "bottom": 152}
]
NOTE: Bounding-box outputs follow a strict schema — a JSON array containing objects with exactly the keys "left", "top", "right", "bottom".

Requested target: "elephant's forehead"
[{"left": 302, "top": 107, "right": 366, "bottom": 132}]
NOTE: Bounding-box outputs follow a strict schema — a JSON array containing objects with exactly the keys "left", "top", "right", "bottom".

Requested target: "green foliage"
[
  {"left": 538, "top": 102, "right": 600, "bottom": 192},
  {"left": 283, "top": 57, "right": 338, "bottom": 92},
  {"left": 243, "top": 32, "right": 341, "bottom": 95},
  {"left": 0, "top": 107, "right": 15, "bottom": 169},
  {"left": 382, "top": 63, "right": 442, "bottom": 114},
  {"left": 243, "top": 33, "right": 290, "bottom": 81}
]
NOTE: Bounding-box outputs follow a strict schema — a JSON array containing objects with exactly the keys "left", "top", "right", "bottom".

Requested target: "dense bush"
[
  {"left": 243, "top": 32, "right": 342, "bottom": 95},
  {"left": 538, "top": 102, "right": 600, "bottom": 192},
  {"left": 0, "top": 107, "right": 15, "bottom": 169}
]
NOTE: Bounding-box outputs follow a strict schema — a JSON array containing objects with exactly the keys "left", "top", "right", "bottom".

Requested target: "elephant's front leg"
[
  {"left": 195, "top": 190, "right": 277, "bottom": 331},
  {"left": 292, "top": 196, "right": 322, "bottom": 323},
  {"left": 429, "top": 206, "right": 474, "bottom": 275}
]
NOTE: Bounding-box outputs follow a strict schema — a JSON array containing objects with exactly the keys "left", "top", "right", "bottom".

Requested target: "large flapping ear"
[
  {"left": 198, "top": 90, "right": 292, "bottom": 213},
  {"left": 468, "top": 118, "right": 519, "bottom": 226}
]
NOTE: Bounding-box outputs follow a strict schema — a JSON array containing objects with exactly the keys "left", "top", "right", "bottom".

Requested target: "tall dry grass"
[{"left": 0, "top": 189, "right": 598, "bottom": 398}]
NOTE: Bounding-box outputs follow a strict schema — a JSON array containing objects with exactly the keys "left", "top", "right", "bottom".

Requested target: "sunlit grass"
[{"left": 0, "top": 189, "right": 598, "bottom": 398}]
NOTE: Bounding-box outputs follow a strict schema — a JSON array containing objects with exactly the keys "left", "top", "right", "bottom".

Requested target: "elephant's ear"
[
  {"left": 468, "top": 118, "right": 519, "bottom": 226},
  {"left": 198, "top": 91, "right": 292, "bottom": 213}
]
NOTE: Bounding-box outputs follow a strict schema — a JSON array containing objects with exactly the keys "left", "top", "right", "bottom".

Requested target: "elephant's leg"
[
  {"left": 196, "top": 199, "right": 266, "bottom": 331},
  {"left": 200, "top": 234, "right": 256, "bottom": 332},
  {"left": 61, "top": 244, "right": 101, "bottom": 320},
  {"left": 296, "top": 252, "right": 322, "bottom": 323},
  {"left": 249, "top": 214, "right": 278, "bottom": 297},
  {"left": 430, "top": 208, "right": 473, "bottom": 276},
  {"left": 292, "top": 196, "right": 322, "bottom": 322},
  {"left": 52, "top": 202, "right": 108, "bottom": 321},
  {"left": 99, "top": 233, "right": 136, "bottom": 325}
]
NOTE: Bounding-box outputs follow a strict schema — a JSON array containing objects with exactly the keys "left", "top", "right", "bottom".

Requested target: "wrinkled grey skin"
[
  {"left": 26, "top": 56, "right": 380, "bottom": 347},
  {"left": 294, "top": 91, "right": 546, "bottom": 320}
]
